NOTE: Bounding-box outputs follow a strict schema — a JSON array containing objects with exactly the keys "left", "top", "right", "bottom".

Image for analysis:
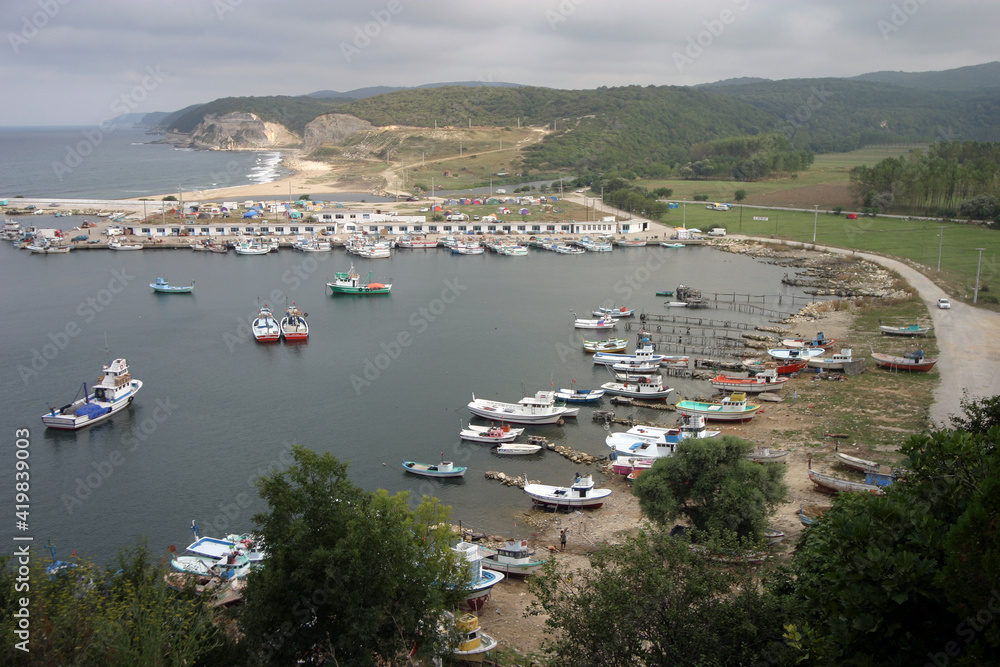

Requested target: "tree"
[
  {"left": 528, "top": 526, "right": 794, "bottom": 666},
  {"left": 959, "top": 194, "right": 998, "bottom": 220},
  {"left": 239, "top": 446, "right": 465, "bottom": 665},
  {"left": 734, "top": 189, "right": 748, "bottom": 202},
  {"left": 631, "top": 436, "right": 787, "bottom": 542},
  {"left": 950, "top": 390, "right": 1000, "bottom": 433}
]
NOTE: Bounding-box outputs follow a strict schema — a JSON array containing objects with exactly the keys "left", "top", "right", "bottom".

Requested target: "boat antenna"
[{"left": 103, "top": 332, "right": 111, "bottom": 365}]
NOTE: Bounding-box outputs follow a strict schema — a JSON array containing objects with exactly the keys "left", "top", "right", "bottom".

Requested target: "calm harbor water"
[{"left": 0, "top": 242, "right": 813, "bottom": 563}]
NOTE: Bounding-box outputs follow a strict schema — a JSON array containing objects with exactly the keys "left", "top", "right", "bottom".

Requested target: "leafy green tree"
[
  {"left": 959, "top": 194, "right": 998, "bottom": 220},
  {"left": 528, "top": 526, "right": 794, "bottom": 666},
  {"left": 239, "top": 446, "right": 465, "bottom": 665},
  {"left": 631, "top": 436, "right": 787, "bottom": 542},
  {"left": 653, "top": 187, "right": 673, "bottom": 198},
  {"left": 734, "top": 189, "right": 748, "bottom": 202},
  {"left": 950, "top": 390, "right": 1000, "bottom": 433},
  {"left": 782, "top": 424, "right": 1000, "bottom": 665}
]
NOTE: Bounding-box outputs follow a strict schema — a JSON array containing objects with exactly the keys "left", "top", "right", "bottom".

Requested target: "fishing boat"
[
  {"left": 279, "top": 302, "right": 309, "bottom": 341},
  {"left": 654, "top": 290, "right": 674, "bottom": 296},
  {"left": 28, "top": 238, "right": 73, "bottom": 253},
  {"left": 871, "top": 350, "right": 937, "bottom": 372},
  {"left": 610, "top": 360, "right": 660, "bottom": 374},
  {"left": 327, "top": 265, "right": 392, "bottom": 295},
  {"left": 582, "top": 338, "right": 628, "bottom": 353},
  {"left": 523, "top": 472, "right": 612, "bottom": 509},
  {"left": 452, "top": 612, "right": 499, "bottom": 660},
  {"left": 251, "top": 304, "right": 281, "bottom": 342},
  {"left": 606, "top": 414, "right": 719, "bottom": 457},
  {"left": 573, "top": 316, "right": 617, "bottom": 330},
  {"left": 709, "top": 368, "right": 787, "bottom": 393},
  {"left": 616, "top": 238, "right": 647, "bottom": 247},
  {"left": 592, "top": 343, "right": 667, "bottom": 366},
  {"left": 41, "top": 357, "right": 142, "bottom": 430},
  {"left": 879, "top": 322, "right": 931, "bottom": 336},
  {"left": 659, "top": 242, "right": 685, "bottom": 248},
  {"left": 185, "top": 522, "right": 266, "bottom": 565},
  {"left": 746, "top": 447, "right": 790, "bottom": 463},
  {"left": 453, "top": 542, "right": 505, "bottom": 610},
  {"left": 835, "top": 451, "right": 880, "bottom": 474},
  {"left": 807, "top": 349, "right": 854, "bottom": 371},
  {"left": 675, "top": 392, "right": 760, "bottom": 422},
  {"left": 234, "top": 238, "right": 270, "bottom": 255},
  {"left": 149, "top": 277, "right": 194, "bottom": 294},
  {"left": 554, "top": 385, "right": 606, "bottom": 403},
  {"left": 396, "top": 234, "right": 438, "bottom": 249},
  {"left": 592, "top": 305, "right": 634, "bottom": 318},
  {"left": 611, "top": 455, "right": 656, "bottom": 475},
  {"left": 808, "top": 468, "right": 884, "bottom": 495},
  {"left": 468, "top": 390, "right": 579, "bottom": 424},
  {"left": 479, "top": 539, "right": 547, "bottom": 576},
  {"left": 553, "top": 243, "right": 585, "bottom": 254},
  {"left": 169, "top": 546, "right": 251, "bottom": 581},
  {"left": 744, "top": 357, "right": 809, "bottom": 375},
  {"left": 459, "top": 423, "right": 524, "bottom": 443},
  {"left": 780, "top": 332, "right": 836, "bottom": 349},
  {"left": 402, "top": 459, "right": 467, "bottom": 478},
  {"left": 600, "top": 375, "right": 675, "bottom": 400},
  {"left": 494, "top": 443, "right": 543, "bottom": 455},
  {"left": 767, "top": 348, "right": 826, "bottom": 361},
  {"left": 108, "top": 238, "right": 143, "bottom": 250}
]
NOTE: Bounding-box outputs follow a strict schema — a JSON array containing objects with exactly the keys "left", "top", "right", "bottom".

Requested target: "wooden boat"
[
  {"left": 582, "top": 338, "right": 628, "bottom": 353},
  {"left": 746, "top": 447, "right": 790, "bottom": 463},
  {"left": 593, "top": 305, "right": 634, "bottom": 318},
  {"left": 524, "top": 473, "right": 612, "bottom": 509},
  {"left": 328, "top": 265, "right": 392, "bottom": 294},
  {"left": 459, "top": 423, "right": 524, "bottom": 443},
  {"left": 149, "top": 277, "right": 194, "bottom": 293},
  {"left": 28, "top": 240, "right": 73, "bottom": 253},
  {"left": 744, "top": 357, "right": 809, "bottom": 375},
  {"left": 606, "top": 414, "right": 719, "bottom": 458},
  {"left": 879, "top": 322, "right": 931, "bottom": 336},
  {"left": 675, "top": 392, "right": 760, "bottom": 422},
  {"left": 553, "top": 386, "right": 606, "bottom": 403},
  {"left": 452, "top": 542, "right": 504, "bottom": 610},
  {"left": 279, "top": 302, "right": 309, "bottom": 341},
  {"left": 494, "top": 443, "right": 543, "bottom": 455},
  {"left": 768, "top": 348, "right": 825, "bottom": 361},
  {"left": 764, "top": 528, "right": 786, "bottom": 545},
  {"left": 468, "top": 390, "right": 579, "bottom": 424},
  {"left": 600, "top": 375, "right": 675, "bottom": 400},
  {"left": 871, "top": 350, "right": 937, "bottom": 372},
  {"left": 573, "top": 316, "right": 617, "bottom": 330},
  {"left": 808, "top": 349, "right": 854, "bottom": 371},
  {"left": 41, "top": 357, "right": 142, "bottom": 430},
  {"left": 616, "top": 238, "right": 646, "bottom": 247},
  {"left": 781, "top": 332, "right": 836, "bottom": 349},
  {"left": 396, "top": 234, "right": 438, "bottom": 249},
  {"left": 807, "top": 468, "right": 884, "bottom": 495},
  {"left": 252, "top": 304, "right": 281, "bottom": 342},
  {"left": 798, "top": 506, "right": 817, "bottom": 526},
  {"left": 710, "top": 368, "right": 787, "bottom": 393},
  {"left": 835, "top": 451, "right": 880, "bottom": 474},
  {"left": 611, "top": 455, "right": 656, "bottom": 475},
  {"left": 479, "top": 539, "right": 546, "bottom": 576},
  {"left": 402, "top": 460, "right": 467, "bottom": 478}
]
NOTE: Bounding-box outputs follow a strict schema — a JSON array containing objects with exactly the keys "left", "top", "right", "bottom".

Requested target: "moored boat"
[
  {"left": 582, "top": 338, "right": 628, "bottom": 353},
  {"left": 468, "top": 390, "right": 579, "bottom": 424},
  {"left": 592, "top": 343, "right": 667, "bottom": 366},
  {"left": 573, "top": 316, "right": 617, "bottom": 330},
  {"left": 327, "top": 265, "right": 392, "bottom": 295},
  {"left": 781, "top": 332, "right": 836, "bottom": 349},
  {"left": 553, "top": 386, "right": 606, "bottom": 403},
  {"left": 675, "top": 392, "right": 760, "bottom": 422},
  {"left": 871, "top": 350, "right": 937, "bottom": 372},
  {"left": 149, "top": 277, "right": 194, "bottom": 294},
  {"left": 593, "top": 305, "right": 634, "bottom": 318},
  {"left": 600, "top": 375, "right": 674, "bottom": 400},
  {"left": 41, "top": 357, "right": 142, "bottom": 430},
  {"left": 108, "top": 238, "right": 143, "bottom": 250},
  {"left": 279, "top": 302, "right": 309, "bottom": 341},
  {"left": 709, "top": 368, "right": 787, "bottom": 393},
  {"left": 459, "top": 423, "right": 524, "bottom": 443},
  {"left": 767, "top": 348, "right": 825, "bottom": 361},
  {"left": 402, "top": 460, "right": 467, "bottom": 478},
  {"left": 252, "top": 304, "right": 281, "bottom": 342},
  {"left": 494, "top": 443, "right": 543, "bottom": 455},
  {"left": 523, "top": 472, "right": 612, "bottom": 509},
  {"left": 744, "top": 357, "right": 809, "bottom": 375}
]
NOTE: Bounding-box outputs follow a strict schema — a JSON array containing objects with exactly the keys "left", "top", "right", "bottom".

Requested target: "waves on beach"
[{"left": 248, "top": 152, "right": 285, "bottom": 184}]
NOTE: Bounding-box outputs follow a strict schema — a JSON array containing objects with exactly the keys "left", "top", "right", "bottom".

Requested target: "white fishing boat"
[
  {"left": 494, "top": 443, "right": 543, "bottom": 455},
  {"left": 524, "top": 472, "right": 612, "bottom": 509},
  {"left": 592, "top": 305, "right": 634, "bottom": 318},
  {"left": 553, "top": 385, "right": 606, "bottom": 403},
  {"left": 573, "top": 316, "right": 617, "bottom": 330},
  {"left": 600, "top": 375, "right": 674, "bottom": 400},
  {"left": 234, "top": 238, "right": 270, "bottom": 255},
  {"left": 468, "top": 390, "right": 579, "bottom": 424},
  {"left": 808, "top": 349, "right": 854, "bottom": 371},
  {"left": 767, "top": 348, "right": 825, "bottom": 361},
  {"left": 582, "top": 338, "right": 628, "bottom": 353},
  {"left": 610, "top": 360, "right": 660, "bottom": 374},
  {"left": 606, "top": 414, "right": 719, "bottom": 457},
  {"left": 453, "top": 542, "right": 505, "bottom": 610},
  {"left": 42, "top": 357, "right": 142, "bottom": 430},
  {"left": 252, "top": 304, "right": 281, "bottom": 342},
  {"left": 459, "top": 423, "right": 524, "bottom": 443},
  {"left": 553, "top": 243, "right": 585, "bottom": 254},
  {"left": 28, "top": 240, "right": 73, "bottom": 253},
  {"left": 479, "top": 539, "right": 547, "bottom": 576},
  {"left": 402, "top": 460, "right": 467, "bottom": 478},
  {"left": 108, "top": 238, "right": 143, "bottom": 250},
  {"left": 397, "top": 234, "right": 438, "bottom": 249},
  {"left": 592, "top": 343, "right": 668, "bottom": 366},
  {"left": 279, "top": 302, "right": 309, "bottom": 341},
  {"left": 675, "top": 392, "right": 761, "bottom": 422}
]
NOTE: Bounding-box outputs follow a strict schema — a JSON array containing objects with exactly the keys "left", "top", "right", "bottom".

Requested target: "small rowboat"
[
  {"left": 402, "top": 460, "right": 466, "bottom": 478},
  {"left": 494, "top": 443, "right": 543, "bottom": 455},
  {"left": 746, "top": 447, "right": 789, "bottom": 463},
  {"left": 879, "top": 322, "right": 931, "bottom": 336},
  {"left": 834, "top": 452, "right": 880, "bottom": 474},
  {"left": 583, "top": 338, "right": 628, "bottom": 353},
  {"left": 459, "top": 423, "right": 524, "bottom": 443},
  {"left": 654, "top": 290, "right": 674, "bottom": 297},
  {"left": 807, "top": 468, "right": 883, "bottom": 495}
]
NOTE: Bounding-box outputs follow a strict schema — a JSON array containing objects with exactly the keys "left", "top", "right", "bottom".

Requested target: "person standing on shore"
[{"left": 560, "top": 528, "right": 568, "bottom": 551}]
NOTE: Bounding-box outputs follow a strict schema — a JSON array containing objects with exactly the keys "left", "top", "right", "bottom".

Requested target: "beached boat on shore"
[
  {"left": 453, "top": 542, "right": 504, "bottom": 610},
  {"left": 675, "top": 392, "right": 760, "bottom": 422},
  {"left": 781, "top": 332, "right": 836, "bottom": 349},
  {"left": 479, "top": 539, "right": 547, "bottom": 576},
  {"left": 807, "top": 349, "right": 854, "bottom": 371},
  {"left": 808, "top": 468, "right": 884, "bottom": 495},
  {"left": 768, "top": 348, "right": 825, "bottom": 362},
  {"left": 42, "top": 357, "right": 142, "bottom": 430},
  {"left": 835, "top": 451, "right": 880, "bottom": 474},
  {"left": 524, "top": 473, "right": 612, "bottom": 509},
  {"left": 871, "top": 350, "right": 937, "bottom": 372},
  {"left": 879, "top": 322, "right": 931, "bottom": 336},
  {"left": 709, "top": 368, "right": 787, "bottom": 393}
]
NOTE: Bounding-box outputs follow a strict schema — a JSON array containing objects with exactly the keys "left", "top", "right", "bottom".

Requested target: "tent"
[
  {"left": 519, "top": 208, "right": 530, "bottom": 215},
  {"left": 243, "top": 211, "right": 259, "bottom": 218}
]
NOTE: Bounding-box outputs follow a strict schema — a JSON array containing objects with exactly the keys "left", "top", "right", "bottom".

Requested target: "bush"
[{"left": 693, "top": 194, "right": 709, "bottom": 201}]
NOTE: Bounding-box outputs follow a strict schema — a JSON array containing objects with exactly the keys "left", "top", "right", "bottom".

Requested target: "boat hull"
[
  {"left": 871, "top": 353, "right": 937, "bottom": 372},
  {"left": 808, "top": 468, "right": 884, "bottom": 495}
]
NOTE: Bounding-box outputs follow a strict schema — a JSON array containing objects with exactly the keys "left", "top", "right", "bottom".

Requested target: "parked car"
[
  {"left": 937, "top": 298, "right": 951, "bottom": 309},
  {"left": 846, "top": 213, "right": 859, "bottom": 219}
]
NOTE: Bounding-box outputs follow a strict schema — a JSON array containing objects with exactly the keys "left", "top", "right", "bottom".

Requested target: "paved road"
[{"left": 733, "top": 236, "right": 1000, "bottom": 427}]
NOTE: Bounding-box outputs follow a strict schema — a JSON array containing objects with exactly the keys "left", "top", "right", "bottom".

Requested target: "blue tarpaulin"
[{"left": 74, "top": 402, "right": 109, "bottom": 418}]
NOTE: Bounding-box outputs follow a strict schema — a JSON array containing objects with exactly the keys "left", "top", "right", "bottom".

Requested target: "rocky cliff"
[
  {"left": 302, "top": 113, "right": 374, "bottom": 152},
  {"left": 183, "top": 112, "right": 301, "bottom": 150}
]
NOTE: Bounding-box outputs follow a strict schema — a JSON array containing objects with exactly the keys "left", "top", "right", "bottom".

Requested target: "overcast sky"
[{"left": 2, "top": 0, "right": 997, "bottom": 126}]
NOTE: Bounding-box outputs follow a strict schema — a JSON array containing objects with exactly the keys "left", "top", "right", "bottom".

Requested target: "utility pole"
[
  {"left": 812, "top": 204, "right": 819, "bottom": 243},
  {"left": 974, "top": 247, "right": 986, "bottom": 303},
  {"left": 739, "top": 204, "right": 743, "bottom": 233},
  {"left": 937, "top": 227, "right": 944, "bottom": 271}
]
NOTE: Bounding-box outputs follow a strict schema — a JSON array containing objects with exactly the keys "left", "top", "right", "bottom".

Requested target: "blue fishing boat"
[{"left": 402, "top": 459, "right": 467, "bottom": 478}]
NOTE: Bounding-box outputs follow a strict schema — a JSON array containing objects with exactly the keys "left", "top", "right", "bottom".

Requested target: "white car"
[{"left": 937, "top": 298, "right": 951, "bottom": 309}]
